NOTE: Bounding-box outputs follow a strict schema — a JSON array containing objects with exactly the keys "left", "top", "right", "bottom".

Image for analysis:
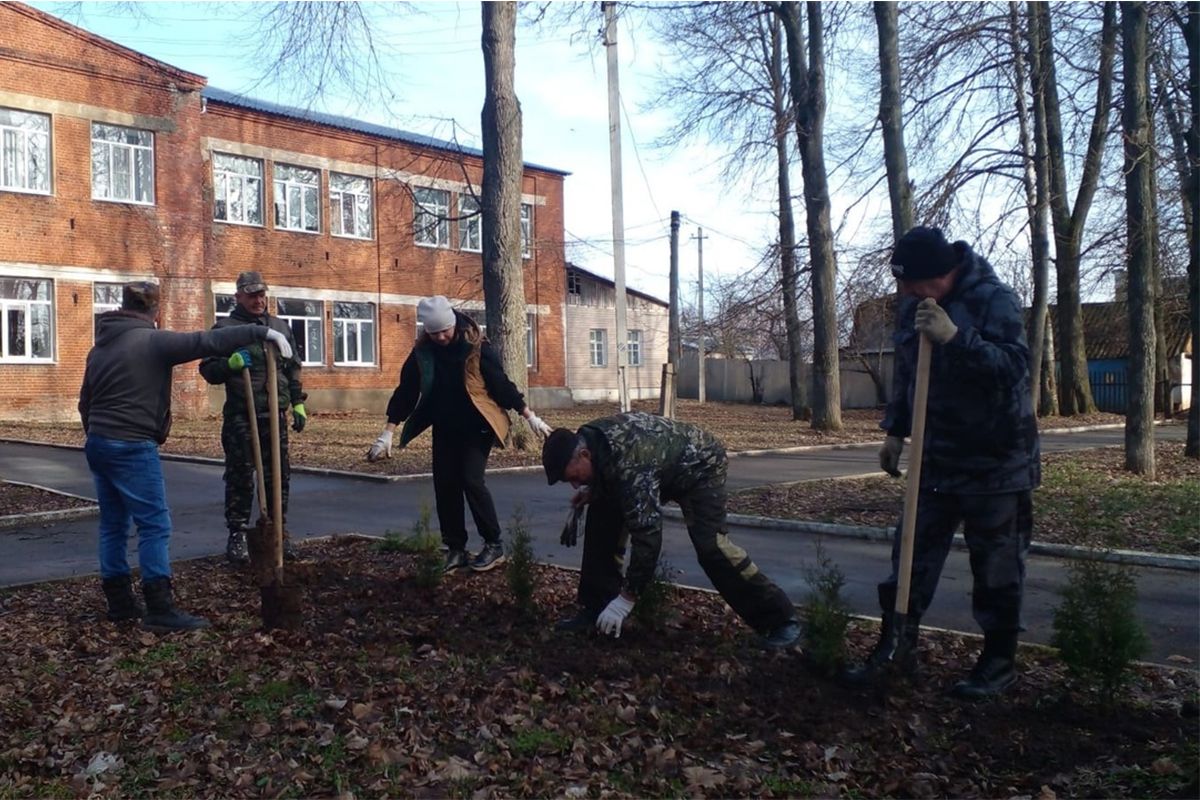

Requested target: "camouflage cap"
[
  {"left": 542, "top": 428, "right": 581, "bottom": 485},
  {"left": 121, "top": 281, "right": 161, "bottom": 313},
  {"left": 236, "top": 270, "right": 268, "bottom": 294}
]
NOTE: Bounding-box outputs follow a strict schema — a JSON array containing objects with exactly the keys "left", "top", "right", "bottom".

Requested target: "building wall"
[{"left": 565, "top": 276, "right": 668, "bottom": 402}]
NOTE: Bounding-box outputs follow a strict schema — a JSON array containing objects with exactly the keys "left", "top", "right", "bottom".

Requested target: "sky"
[{"left": 32, "top": 1, "right": 789, "bottom": 305}]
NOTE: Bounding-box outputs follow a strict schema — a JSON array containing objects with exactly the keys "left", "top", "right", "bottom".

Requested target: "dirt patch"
[
  {"left": 0, "top": 483, "right": 94, "bottom": 517},
  {"left": 0, "top": 536, "right": 1194, "bottom": 798}
]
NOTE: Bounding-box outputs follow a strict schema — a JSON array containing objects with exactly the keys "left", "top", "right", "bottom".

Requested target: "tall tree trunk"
[
  {"left": 1034, "top": 2, "right": 1117, "bottom": 415},
  {"left": 1039, "top": 315, "right": 1060, "bottom": 416},
  {"left": 1147, "top": 79, "right": 1169, "bottom": 417},
  {"left": 1122, "top": 1, "right": 1155, "bottom": 477},
  {"left": 480, "top": 2, "right": 530, "bottom": 448},
  {"left": 1015, "top": 1, "right": 1053, "bottom": 414},
  {"left": 769, "top": 17, "right": 807, "bottom": 420},
  {"left": 1181, "top": 3, "right": 1199, "bottom": 457},
  {"left": 874, "top": 1, "right": 913, "bottom": 241},
  {"left": 777, "top": 1, "right": 841, "bottom": 431}
]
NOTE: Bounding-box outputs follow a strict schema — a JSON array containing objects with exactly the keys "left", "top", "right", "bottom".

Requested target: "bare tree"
[{"left": 874, "top": 1, "right": 913, "bottom": 240}]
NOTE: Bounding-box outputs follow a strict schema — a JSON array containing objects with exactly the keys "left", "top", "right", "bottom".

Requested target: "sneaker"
[
  {"left": 762, "top": 619, "right": 802, "bottom": 650},
  {"left": 470, "top": 542, "right": 507, "bottom": 572},
  {"left": 225, "top": 529, "right": 249, "bottom": 565},
  {"left": 554, "top": 608, "right": 599, "bottom": 633},
  {"left": 444, "top": 549, "right": 469, "bottom": 573}
]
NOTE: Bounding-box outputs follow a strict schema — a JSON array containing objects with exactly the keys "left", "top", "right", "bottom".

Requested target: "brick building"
[{"left": 0, "top": 3, "right": 569, "bottom": 422}]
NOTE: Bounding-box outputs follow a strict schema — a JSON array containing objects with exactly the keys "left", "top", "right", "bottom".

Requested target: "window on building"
[
  {"left": 526, "top": 313, "right": 536, "bottom": 368},
  {"left": 589, "top": 328, "right": 607, "bottom": 368},
  {"left": 214, "top": 293, "right": 235, "bottom": 321},
  {"left": 273, "top": 164, "right": 319, "bottom": 233},
  {"left": 276, "top": 298, "right": 324, "bottom": 365},
  {"left": 520, "top": 203, "right": 533, "bottom": 258},
  {"left": 330, "top": 173, "right": 373, "bottom": 239},
  {"left": 213, "top": 152, "right": 263, "bottom": 225},
  {"left": 567, "top": 270, "right": 582, "bottom": 299},
  {"left": 333, "top": 302, "right": 375, "bottom": 365},
  {"left": 413, "top": 186, "right": 449, "bottom": 248},
  {"left": 627, "top": 329, "right": 643, "bottom": 367},
  {"left": 93, "top": 283, "right": 122, "bottom": 338},
  {"left": 1, "top": 278, "right": 53, "bottom": 361},
  {"left": 458, "top": 194, "right": 481, "bottom": 252},
  {"left": 0, "top": 107, "right": 51, "bottom": 194},
  {"left": 91, "top": 123, "right": 153, "bottom": 204}
]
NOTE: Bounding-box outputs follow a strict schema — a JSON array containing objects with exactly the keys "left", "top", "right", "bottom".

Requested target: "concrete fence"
[{"left": 677, "top": 351, "right": 895, "bottom": 410}]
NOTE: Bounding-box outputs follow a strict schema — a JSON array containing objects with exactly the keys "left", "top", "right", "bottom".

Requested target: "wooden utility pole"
[
  {"left": 603, "top": 1, "right": 630, "bottom": 412},
  {"left": 694, "top": 226, "right": 707, "bottom": 404},
  {"left": 660, "top": 210, "right": 681, "bottom": 418}
]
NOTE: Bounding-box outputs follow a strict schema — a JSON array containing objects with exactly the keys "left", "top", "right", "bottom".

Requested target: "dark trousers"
[
  {"left": 879, "top": 489, "right": 1032, "bottom": 633},
  {"left": 577, "top": 483, "right": 796, "bottom": 633},
  {"left": 222, "top": 413, "right": 289, "bottom": 532},
  {"left": 431, "top": 424, "right": 501, "bottom": 550}
]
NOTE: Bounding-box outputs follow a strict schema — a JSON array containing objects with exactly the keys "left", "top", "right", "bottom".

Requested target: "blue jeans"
[{"left": 84, "top": 435, "right": 173, "bottom": 581}]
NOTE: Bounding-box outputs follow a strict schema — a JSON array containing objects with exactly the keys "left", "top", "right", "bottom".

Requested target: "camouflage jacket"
[
  {"left": 580, "top": 412, "right": 726, "bottom": 593},
  {"left": 882, "top": 243, "right": 1041, "bottom": 494},
  {"left": 198, "top": 305, "right": 304, "bottom": 417}
]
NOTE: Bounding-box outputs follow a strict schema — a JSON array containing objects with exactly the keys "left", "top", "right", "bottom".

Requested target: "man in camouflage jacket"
[
  {"left": 199, "top": 271, "right": 306, "bottom": 564},
  {"left": 843, "top": 226, "right": 1041, "bottom": 699},
  {"left": 542, "top": 411, "right": 800, "bottom": 648}
]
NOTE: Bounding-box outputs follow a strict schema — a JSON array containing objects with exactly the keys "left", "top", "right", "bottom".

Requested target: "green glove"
[
  {"left": 228, "top": 349, "right": 251, "bottom": 371},
  {"left": 291, "top": 403, "right": 307, "bottom": 433}
]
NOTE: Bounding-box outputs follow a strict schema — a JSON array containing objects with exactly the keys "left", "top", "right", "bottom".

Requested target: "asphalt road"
[{"left": 1, "top": 424, "right": 1195, "bottom": 667}]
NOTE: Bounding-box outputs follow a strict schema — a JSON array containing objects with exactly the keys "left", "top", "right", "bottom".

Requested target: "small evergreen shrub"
[
  {"left": 633, "top": 560, "right": 678, "bottom": 631},
  {"left": 1052, "top": 558, "right": 1149, "bottom": 707},
  {"left": 505, "top": 506, "right": 538, "bottom": 615},
  {"left": 406, "top": 504, "right": 443, "bottom": 590},
  {"left": 801, "top": 543, "right": 852, "bottom": 676}
]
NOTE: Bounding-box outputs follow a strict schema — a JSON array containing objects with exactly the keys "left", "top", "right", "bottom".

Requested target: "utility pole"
[
  {"left": 603, "top": 1, "right": 630, "bottom": 412},
  {"left": 660, "top": 210, "right": 681, "bottom": 418},
  {"left": 693, "top": 226, "right": 707, "bottom": 404}
]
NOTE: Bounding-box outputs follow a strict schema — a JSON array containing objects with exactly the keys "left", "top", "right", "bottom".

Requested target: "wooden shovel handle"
[
  {"left": 895, "top": 334, "right": 932, "bottom": 617},
  {"left": 265, "top": 343, "right": 284, "bottom": 570},
  {"left": 241, "top": 369, "right": 269, "bottom": 520}
]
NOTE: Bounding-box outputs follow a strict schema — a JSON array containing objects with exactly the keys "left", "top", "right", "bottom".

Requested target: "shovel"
[
  {"left": 243, "top": 342, "right": 303, "bottom": 630},
  {"left": 893, "top": 333, "right": 932, "bottom": 664}
]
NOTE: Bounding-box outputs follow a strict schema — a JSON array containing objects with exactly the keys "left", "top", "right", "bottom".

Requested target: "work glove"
[
  {"left": 366, "top": 429, "right": 393, "bottom": 462},
  {"left": 596, "top": 594, "right": 635, "bottom": 638},
  {"left": 291, "top": 403, "right": 307, "bottom": 433},
  {"left": 264, "top": 328, "right": 294, "bottom": 360},
  {"left": 879, "top": 435, "right": 904, "bottom": 478},
  {"left": 914, "top": 297, "right": 958, "bottom": 345},
  {"left": 524, "top": 412, "right": 553, "bottom": 439},
  {"left": 227, "top": 349, "right": 251, "bottom": 371},
  {"left": 560, "top": 505, "right": 584, "bottom": 548}
]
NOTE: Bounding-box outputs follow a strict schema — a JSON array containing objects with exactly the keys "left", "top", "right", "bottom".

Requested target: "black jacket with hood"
[{"left": 80, "top": 311, "right": 269, "bottom": 444}]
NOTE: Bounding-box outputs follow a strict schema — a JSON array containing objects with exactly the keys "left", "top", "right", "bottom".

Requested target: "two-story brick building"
[{"left": 0, "top": 3, "right": 570, "bottom": 421}]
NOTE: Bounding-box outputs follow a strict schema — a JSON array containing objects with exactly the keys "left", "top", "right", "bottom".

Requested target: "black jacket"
[{"left": 80, "top": 311, "right": 269, "bottom": 443}]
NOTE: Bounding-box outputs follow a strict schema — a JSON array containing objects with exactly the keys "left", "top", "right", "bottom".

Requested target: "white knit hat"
[{"left": 417, "top": 295, "right": 456, "bottom": 333}]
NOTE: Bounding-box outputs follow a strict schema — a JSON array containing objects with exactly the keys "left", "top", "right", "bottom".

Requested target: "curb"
[
  {"left": 0, "top": 480, "right": 99, "bottom": 530},
  {"left": 660, "top": 507, "right": 1200, "bottom": 572}
]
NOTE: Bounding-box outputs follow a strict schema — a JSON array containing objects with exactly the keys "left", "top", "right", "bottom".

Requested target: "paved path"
[{"left": 1, "top": 425, "right": 1195, "bottom": 667}]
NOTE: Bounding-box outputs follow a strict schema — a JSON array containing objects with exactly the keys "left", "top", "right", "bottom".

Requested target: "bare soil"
[
  {"left": 0, "top": 483, "right": 93, "bottom": 517},
  {"left": 0, "top": 536, "right": 1195, "bottom": 798}
]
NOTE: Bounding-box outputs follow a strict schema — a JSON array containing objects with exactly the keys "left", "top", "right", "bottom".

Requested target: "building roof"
[
  {"left": 202, "top": 87, "right": 569, "bottom": 176},
  {"left": 1053, "top": 300, "right": 1192, "bottom": 361},
  {"left": 566, "top": 262, "right": 668, "bottom": 308}
]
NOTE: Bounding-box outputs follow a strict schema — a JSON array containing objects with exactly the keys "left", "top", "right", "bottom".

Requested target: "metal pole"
[
  {"left": 603, "top": 1, "right": 630, "bottom": 413},
  {"left": 695, "top": 226, "right": 707, "bottom": 404},
  {"left": 669, "top": 210, "right": 681, "bottom": 367}
]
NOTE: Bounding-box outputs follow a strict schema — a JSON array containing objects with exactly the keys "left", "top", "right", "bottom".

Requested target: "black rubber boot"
[
  {"left": 142, "top": 577, "right": 209, "bottom": 633},
  {"left": 101, "top": 575, "right": 144, "bottom": 622},
  {"left": 840, "top": 612, "right": 920, "bottom": 686},
  {"left": 951, "top": 630, "right": 1018, "bottom": 699}
]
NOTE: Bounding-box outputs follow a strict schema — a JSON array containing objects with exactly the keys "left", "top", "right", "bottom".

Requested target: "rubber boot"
[
  {"left": 142, "top": 577, "right": 209, "bottom": 633},
  {"left": 840, "top": 612, "right": 920, "bottom": 686},
  {"left": 951, "top": 630, "right": 1018, "bottom": 699},
  {"left": 101, "top": 575, "right": 144, "bottom": 622}
]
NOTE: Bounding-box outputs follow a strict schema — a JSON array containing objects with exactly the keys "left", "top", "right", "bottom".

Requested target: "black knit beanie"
[{"left": 890, "top": 226, "right": 958, "bottom": 281}]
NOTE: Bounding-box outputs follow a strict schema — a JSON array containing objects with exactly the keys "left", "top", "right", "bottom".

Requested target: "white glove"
[
  {"left": 915, "top": 298, "right": 958, "bottom": 345},
  {"left": 366, "top": 429, "right": 393, "bottom": 462},
  {"left": 596, "top": 594, "right": 635, "bottom": 638},
  {"left": 525, "top": 412, "right": 553, "bottom": 439},
  {"left": 264, "top": 328, "right": 294, "bottom": 360}
]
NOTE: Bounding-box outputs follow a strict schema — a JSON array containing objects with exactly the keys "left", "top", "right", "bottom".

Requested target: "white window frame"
[
  {"left": 330, "top": 172, "right": 373, "bottom": 239},
  {"left": 213, "top": 152, "right": 264, "bottom": 226},
  {"left": 588, "top": 328, "right": 607, "bottom": 368},
  {"left": 333, "top": 301, "right": 376, "bottom": 366},
  {"left": 92, "top": 282, "right": 122, "bottom": 340},
  {"left": 276, "top": 297, "right": 325, "bottom": 366},
  {"left": 458, "top": 194, "right": 481, "bottom": 252},
  {"left": 520, "top": 203, "right": 533, "bottom": 259},
  {"left": 0, "top": 277, "right": 53, "bottom": 362},
  {"left": 91, "top": 123, "right": 154, "bottom": 205},
  {"left": 413, "top": 186, "right": 450, "bottom": 248},
  {"left": 0, "top": 107, "right": 51, "bottom": 195},
  {"left": 214, "top": 293, "right": 236, "bottom": 321},
  {"left": 273, "top": 163, "right": 320, "bottom": 234},
  {"left": 627, "top": 329, "right": 643, "bottom": 367}
]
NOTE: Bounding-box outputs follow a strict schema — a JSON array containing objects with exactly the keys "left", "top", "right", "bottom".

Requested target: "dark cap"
[
  {"left": 236, "top": 270, "right": 268, "bottom": 294},
  {"left": 890, "top": 226, "right": 958, "bottom": 281},
  {"left": 542, "top": 428, "right": 581, "bottom": 485},
  {"left": 121, "top": 281, "right": 161, "bottom": 313}
]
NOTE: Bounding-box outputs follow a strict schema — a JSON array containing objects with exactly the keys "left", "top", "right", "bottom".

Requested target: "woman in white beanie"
[{"left": 366, "top": 296, "right": 553, "bottom": 572}]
